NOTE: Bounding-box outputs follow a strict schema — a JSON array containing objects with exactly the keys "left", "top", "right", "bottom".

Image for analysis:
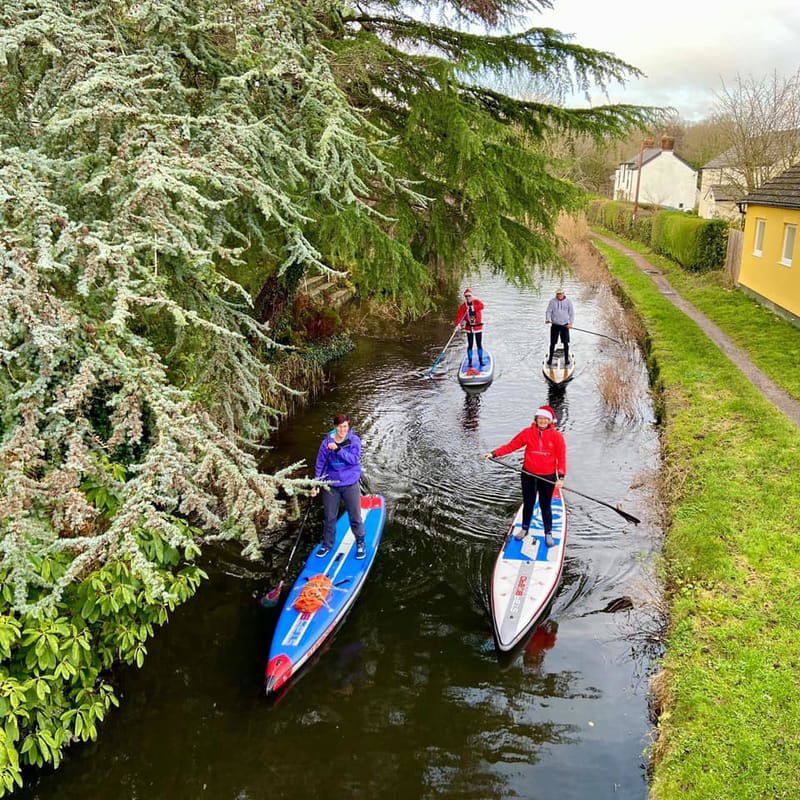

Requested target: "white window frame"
[
  {"left": 753, "top": 218, "right": 766, "bottom": 256},
  {"left": 780, "top": 223, "right": 796, "bottom": 267}
]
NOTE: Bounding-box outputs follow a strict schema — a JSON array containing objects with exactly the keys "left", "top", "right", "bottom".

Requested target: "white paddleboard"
[
  {"left": 490, "top": 491, "right": 567, "bottom": 652},
  {"left": 542, "top": 347, "right": 575, "bottom": 386}
]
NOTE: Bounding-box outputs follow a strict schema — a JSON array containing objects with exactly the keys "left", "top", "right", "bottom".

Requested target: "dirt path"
[{"left": 593, "top": 233, "right": 800, "bottom": 428}]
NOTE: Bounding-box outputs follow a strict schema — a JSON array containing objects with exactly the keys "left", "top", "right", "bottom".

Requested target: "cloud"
[{"left": 533, "top": 0, "right": 800, "bottom": 119}]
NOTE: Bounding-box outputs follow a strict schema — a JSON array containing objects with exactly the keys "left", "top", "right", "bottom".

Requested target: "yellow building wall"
[{"left": 739, "top": 204, "right": 800, "bottom": 318}]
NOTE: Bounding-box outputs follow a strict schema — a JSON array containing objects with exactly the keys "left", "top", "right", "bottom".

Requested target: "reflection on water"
[
  {"left": 460, "top": 392, "right": 483, "bottom": 431},
  {"left": 21, "top": 273, "right": 661, "bottom": 800}
]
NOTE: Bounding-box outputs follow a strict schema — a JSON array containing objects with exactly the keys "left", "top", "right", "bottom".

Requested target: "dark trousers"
[
  {"left": 548, "top": 325, "right": 570, "bottom": 362},
  {"left": 521, "top": 472, "right": 557, "bottom": 534},
  {"left": 322, "top": 482, "right": 364, "bottom": 547},
  {"left": 466, "top": 330, "right": 483, "bottom": 354}
]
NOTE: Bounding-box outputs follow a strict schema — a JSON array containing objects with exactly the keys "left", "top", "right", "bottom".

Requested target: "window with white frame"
[
  {"left": 753, "top": 218, "right": 766, "bottom": 256},
  {"left": 781, "top": 223, "right": 796, "bottom": 266}
]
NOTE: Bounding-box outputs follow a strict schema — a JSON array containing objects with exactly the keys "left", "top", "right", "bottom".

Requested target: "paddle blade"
[
  {"left": 260, "top": 581, "right": 284, "bottom": 607},
  {"left": 615, "top": 506, "right": 641, "bottom": 525},
  {"left": 426, "top": 354, "right": 445, "bottom": 376}
]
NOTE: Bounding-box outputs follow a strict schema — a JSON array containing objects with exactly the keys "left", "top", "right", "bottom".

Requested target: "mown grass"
[
  {"left": 595, "top": 229, "right": 800, "bottom": 401},
  {"left": 594, "top": 241, "right": 800, "bottom": 800}
]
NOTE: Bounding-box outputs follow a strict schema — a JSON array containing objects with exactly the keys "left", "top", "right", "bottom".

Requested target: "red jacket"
[
  {"left": 454, "top": 298, "right": 485, "bottom": 331},
  {"left": 493, "top": 424, "right": 567, "bottom": 477}
]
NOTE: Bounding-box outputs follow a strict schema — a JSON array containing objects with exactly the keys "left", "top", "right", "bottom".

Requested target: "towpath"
[{"left": 592, "top": 233, "right": 800, "bottom": 428}]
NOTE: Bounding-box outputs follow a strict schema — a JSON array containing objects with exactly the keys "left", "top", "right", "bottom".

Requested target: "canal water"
[{"left": 21, "top": 274, "right": 661, "bottom": 800}]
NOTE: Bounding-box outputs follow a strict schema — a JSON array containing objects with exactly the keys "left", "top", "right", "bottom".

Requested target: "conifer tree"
[
  {"left": 0, "top": 0, "right": 401, "bottom": 791},
  {"left": 302, "top": 0, "right": 656, "bottom": 309},
  {"left": 0, "top": 0, "right": 393, "bottom": 616}
]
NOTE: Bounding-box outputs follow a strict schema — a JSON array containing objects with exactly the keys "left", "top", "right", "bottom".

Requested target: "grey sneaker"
[
  {"left": 544, "top": 533, "right": 555, "bottom": 548},
  {"left": 316, "top": 544, "right": 331, "bottom": 557},
  {"left": 355, "top": 541, "right": 366, "bottom": 559},
  {"left": 513, "top": 527, "right": 528, "bottom": 541}
]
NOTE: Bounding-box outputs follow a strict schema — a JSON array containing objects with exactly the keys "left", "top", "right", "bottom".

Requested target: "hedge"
[{"left": 587, "top": 199, "right": 729, "bottom": 271}]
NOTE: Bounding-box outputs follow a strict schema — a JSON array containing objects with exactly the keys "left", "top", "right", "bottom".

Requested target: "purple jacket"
[{"left": 315, "top": 430, "right": 362, "bottom": 487}]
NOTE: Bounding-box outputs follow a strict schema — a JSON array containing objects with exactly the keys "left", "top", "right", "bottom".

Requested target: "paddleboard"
[
  {"left": 457, "top": 349, "right": 494, "bottom": 387},
  {"left": 265, "top": 494, "right": 386, "bottom": 694},
  {"left": 542, "top": 347, "right": 574, "bottom": 386},
  {"left": 490, "top": 490, "right": 567, "bottom": 652}
]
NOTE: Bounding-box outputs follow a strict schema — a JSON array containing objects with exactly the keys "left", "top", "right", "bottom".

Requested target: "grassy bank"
[
  {"left": 595, "top": 229, "right": 800, "bottom": 401},
  {"left": 593, "top": 241, "right": 800, "bottom": 799}
]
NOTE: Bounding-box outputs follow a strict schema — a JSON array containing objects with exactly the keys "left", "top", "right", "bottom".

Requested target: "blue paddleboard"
[
  {"left": 457, "top": 349, "right": 494, "bottom": 386},
  {"left": 265, "top": 494, "right": 386, "bottom": 694}
]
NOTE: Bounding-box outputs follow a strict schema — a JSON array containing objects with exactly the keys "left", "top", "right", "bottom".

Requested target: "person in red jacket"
[
  {"left": 454, "top": 287, "right": 485, "bottom": 366},
  {"left": 482, "top": 405, "right": 566, "bottom": 547}
]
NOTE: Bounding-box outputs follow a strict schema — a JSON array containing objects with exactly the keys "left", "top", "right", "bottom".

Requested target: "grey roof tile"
[{"left": 743, "top": 163, "right": 800, "bottom": 209}]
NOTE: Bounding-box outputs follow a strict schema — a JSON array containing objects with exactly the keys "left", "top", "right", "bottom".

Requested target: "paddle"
[
  {"left": 426, "top": 326, "right": 459, "bottom": 377},
  {"left": 570, "top": 326, "right": 622, "bottom": 344},
  {"left": 261, "top": 452, "right": 331, "bottom": 607},
  {"left": 486, "top": 456, "right": 641, "bottom": 525}
]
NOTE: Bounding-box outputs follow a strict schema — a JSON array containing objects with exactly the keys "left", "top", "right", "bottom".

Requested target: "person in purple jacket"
[{"left": 310, "top": 414, "right": 366, "bottom": 559}]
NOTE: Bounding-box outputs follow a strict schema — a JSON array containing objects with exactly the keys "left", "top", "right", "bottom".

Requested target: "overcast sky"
[{"left": 531, "top": 0, "right": 800, "bottom": 120}]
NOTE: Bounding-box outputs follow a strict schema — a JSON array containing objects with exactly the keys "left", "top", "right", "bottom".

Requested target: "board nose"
[{"left": 265, "top": 653, "right": 292, "bottom": 694}]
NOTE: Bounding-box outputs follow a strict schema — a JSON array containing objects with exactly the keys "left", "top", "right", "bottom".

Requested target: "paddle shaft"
[
  {"left": 569, "top": 326, "right": 622, "bottom": 344},
  {"left": 488, "top": 456, "right": 641, "bottom": 525},
  {"left": 274, "top": 450, "right": 333, "bottom": 586},
  {"left": 427, "top": 326, "right": 460, "bottom": 375}
]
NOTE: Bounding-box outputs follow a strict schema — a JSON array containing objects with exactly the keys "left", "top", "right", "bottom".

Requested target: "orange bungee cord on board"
[{"left": 293, "top": 574, "right": 337, "bottom": 613}]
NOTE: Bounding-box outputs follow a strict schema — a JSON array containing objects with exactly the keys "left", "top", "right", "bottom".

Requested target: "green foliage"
[
  {"left": 0, "top": 551, "right": 206, "bottom": 793},
  {"left": 589, "top": 200, "right": 728, "bottom": 270},
  {"left": 651, "top": 212, "right": 729, "bottom": 271},
  {"left": 308, "top": 5, "right": 659, "bottom": 311},
  {"left": 588, "top": 198, "right": 654, "bottom": 243},
  {"left": 302, "top": 336, "right": 356, "bottom": 366},
  {"left": 1, "top": 0, "right": 374, "bottom": 791},
  {"left": 0, "top": 456, "right": 207, "bottom": 794},
  {"left": 596, "top": 240, "right": 800, "bottom": 800},
  {"left": 0, "top": 0, "right": 381, "bottom": 614}
]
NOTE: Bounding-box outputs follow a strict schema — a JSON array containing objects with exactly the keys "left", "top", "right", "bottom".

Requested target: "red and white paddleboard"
[{"left": 490, "top": 491, "right": 567, "bottom": 651}]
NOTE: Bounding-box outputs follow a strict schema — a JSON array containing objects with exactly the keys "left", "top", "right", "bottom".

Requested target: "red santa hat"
[
  {"left": 534, "top": 405, "right": 556, "bottom": 423},
  {"left": 463, "top": 287, "right": 473, "bottom": 296}
]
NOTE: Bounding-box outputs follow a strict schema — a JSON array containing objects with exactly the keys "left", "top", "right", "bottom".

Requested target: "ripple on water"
[{"left": 21, "top": 272, "right": 662, "bottom": 800}]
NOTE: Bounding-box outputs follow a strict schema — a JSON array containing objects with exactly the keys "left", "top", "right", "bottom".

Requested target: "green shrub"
[
  {"left": 0, "top": 468, "right": 207, "bottom": 796},
  {"left": 589, "top": 199, "right": 729, "bottom": 271},
  {"left": 651, "top": 211, "right": 728, "bottom": 271}
]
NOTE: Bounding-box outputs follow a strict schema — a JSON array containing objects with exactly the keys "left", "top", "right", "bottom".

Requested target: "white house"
[
  {"left": 698, "top": 134, "right": 800, "bottom": 220},
  {"left": 613, "top": 137, "right": 697, "bottom": 211},
  {"left": 698, "top": 148, "right": 747, "bottom": 221}
]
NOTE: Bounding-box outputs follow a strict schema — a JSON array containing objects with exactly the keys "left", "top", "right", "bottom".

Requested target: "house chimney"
[{"left": 661, "top": 136, "right": 674, "bottom": 151}]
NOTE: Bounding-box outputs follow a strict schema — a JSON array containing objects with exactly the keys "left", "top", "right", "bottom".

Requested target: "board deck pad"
[
  {"left": 491, "top": 491, "right": 567, "bottom": 651},
  {"left": 265, "top": 494, "right": 386, "bottom": 694},
  {"left": 542, "top": 347, "right": 575, "bottom": 386},
  {"left": 458, "top": 348, "right": 494, "bottom": 386}
]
